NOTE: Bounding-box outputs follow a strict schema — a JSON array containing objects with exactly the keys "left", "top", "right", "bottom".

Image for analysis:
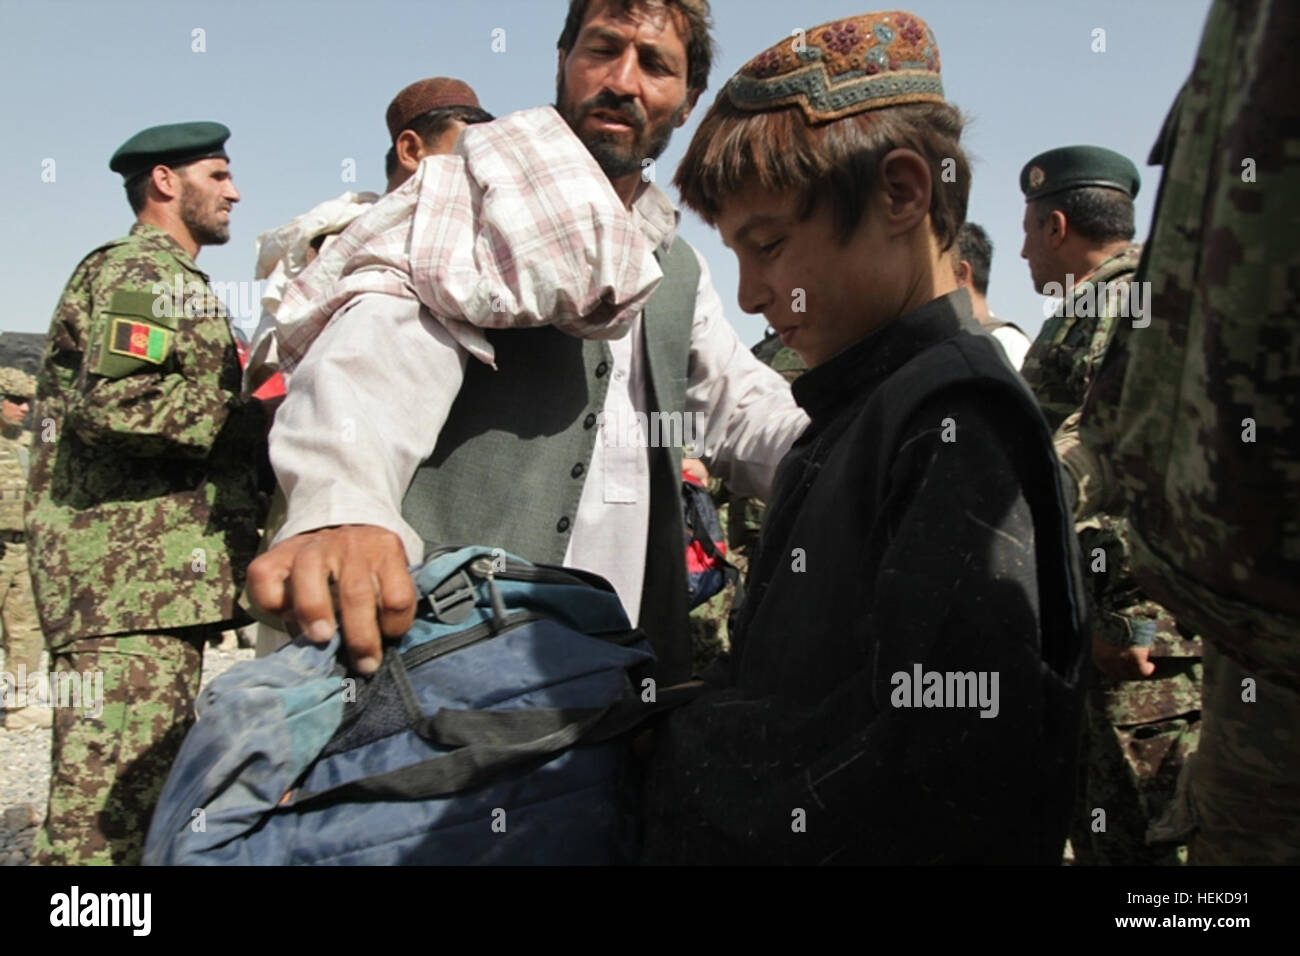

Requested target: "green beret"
[
  {"left": 1020, "top": 145, "right": 1140, "bottom": 202},
  {"left": 109, "top": 121, "right": 231, "bottom": 182}
]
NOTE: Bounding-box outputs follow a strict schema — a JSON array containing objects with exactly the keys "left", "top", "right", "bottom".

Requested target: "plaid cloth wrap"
[{"left": 246, "top": 106, "right": 662, "bottom": 392}]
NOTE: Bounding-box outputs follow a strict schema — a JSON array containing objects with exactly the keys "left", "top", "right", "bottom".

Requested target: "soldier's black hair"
[
  {"left": 125, "top": 174, "right": 149, "bottom": 214},
  {"left": 1033, "top": 186, "right": 1136, "bottom": 244},
  {"left": 956, "top": 222, "right": 993, "bottom": 295}
]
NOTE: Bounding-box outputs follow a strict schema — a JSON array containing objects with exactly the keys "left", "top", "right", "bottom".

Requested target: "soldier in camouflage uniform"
[
  {"left": 0, "top": 367, "right": 49, "bottom": 731},
  {"left": 1080, "top": 0, "right": 1300, "bottom": 865},
  {"left": 686, "top": 331, "right": 806, "bottom": 674},
  {"left": 24, "top": 122, "right": 266, "bottom": 865},
  {"left": 1018, "top": 146, "right": 1202, "bottom": 865}
]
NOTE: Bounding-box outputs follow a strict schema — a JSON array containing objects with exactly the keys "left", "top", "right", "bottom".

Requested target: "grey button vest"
[{"left": 401, "top": 239, "right": 701, "bottom": 682}]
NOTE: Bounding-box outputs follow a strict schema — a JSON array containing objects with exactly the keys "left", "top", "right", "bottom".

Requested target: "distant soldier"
[
  {"left": 951, "top": 222, "right": 1031, "bottom": 370},
  {"left": 0, "top": 367, "right": 47, "bottom": 731},
  {"left": 25, "top": 122, "right": 267, "bottom": 865},
  {"left": 1019, "top": 145, "right": 1202, "bottom": 865},
  {"left": 1081, "top": 0, "right": 1300, "bottom": 864}
]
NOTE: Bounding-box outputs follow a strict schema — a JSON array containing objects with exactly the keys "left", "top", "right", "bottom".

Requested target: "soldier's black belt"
[{"left": 0, "top": 530, "right": 25, "bottom": 544}]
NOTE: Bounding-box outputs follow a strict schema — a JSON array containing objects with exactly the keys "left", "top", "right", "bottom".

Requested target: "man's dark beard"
[
  {"left": 178, "top": 180, "right": 231, "bottom": 246},
  {"left": 557, "top": 76, "right": 683, "bottom": 179}
]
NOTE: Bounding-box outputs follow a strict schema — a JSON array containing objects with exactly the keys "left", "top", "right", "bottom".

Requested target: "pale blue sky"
[{"left": 0, "top": 0, "right": 1211, "bottom": 343}]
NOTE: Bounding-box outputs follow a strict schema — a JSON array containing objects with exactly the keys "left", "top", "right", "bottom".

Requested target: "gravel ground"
[{"left": 0, "top": 641, "right": 253, "bottom": 866}]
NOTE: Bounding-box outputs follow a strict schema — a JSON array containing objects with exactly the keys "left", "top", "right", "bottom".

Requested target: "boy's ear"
[{"left": 878, "top": 148, "right": 932, "bottom": 238}]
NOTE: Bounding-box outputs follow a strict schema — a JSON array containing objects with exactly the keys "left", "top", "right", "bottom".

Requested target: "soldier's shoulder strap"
[{"left": 76, "top": 234, "right": 134, "bottom": 268}]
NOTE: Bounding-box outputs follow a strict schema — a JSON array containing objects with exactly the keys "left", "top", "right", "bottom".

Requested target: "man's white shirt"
[{"left": 269, "top": 181, "right": 810, "bottom": 622}]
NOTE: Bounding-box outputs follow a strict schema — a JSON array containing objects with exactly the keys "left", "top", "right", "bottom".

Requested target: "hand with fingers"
[
  {"left": 1091, "top": 633, "right": 1157, "bottom": 681},
  {"left": 247, "top": 524, "right": 418, "bottom": 674}
]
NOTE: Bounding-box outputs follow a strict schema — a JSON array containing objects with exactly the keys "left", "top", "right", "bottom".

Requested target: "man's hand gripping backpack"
[{"left": 143, "top": 546, "right": 692, "bottom": 865}]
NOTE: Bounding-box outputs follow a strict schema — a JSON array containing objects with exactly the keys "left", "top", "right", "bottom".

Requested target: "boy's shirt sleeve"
[{"left": 649, "top": 393, "right": 1061, "bottom": 864}]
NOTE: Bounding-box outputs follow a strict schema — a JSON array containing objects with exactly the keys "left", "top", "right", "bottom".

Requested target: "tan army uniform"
[{"left": 0, "top": 367, "right": 48, "bottom": 731}]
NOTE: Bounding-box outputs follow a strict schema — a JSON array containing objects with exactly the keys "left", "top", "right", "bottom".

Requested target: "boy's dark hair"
[
  {"left": 956, "top": 222, "right": 993, "bottom": 294},
  {"left": 1031, "top": 186, "right": 1135, "bottom": 244},
  {"left": 675, "top": 98, "right": 970, "bottom": 251},
  {"left": 384, "top": 145, "right": 398, "bottom": 180},
  {"left": 557, "top": 0, "right": 715, "bottom": 94}
]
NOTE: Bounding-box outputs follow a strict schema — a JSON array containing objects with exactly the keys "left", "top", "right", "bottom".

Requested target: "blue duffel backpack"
[{"left": 143, "top": 546, "right": 693, "bottom": 865}]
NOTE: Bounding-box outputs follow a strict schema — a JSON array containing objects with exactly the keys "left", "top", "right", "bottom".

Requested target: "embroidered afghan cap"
[
  {"left": 386, "top": 77, "right": 482, "bottom": 142},
  {"left": 1020, "top": 145, "right": 1140, "bottom": 202},
  {"left": 723, "top": 11, "right": 944, "bottom": 124},
  {"left": 109, "top": 121, "right": 231, "bottom": 183}
]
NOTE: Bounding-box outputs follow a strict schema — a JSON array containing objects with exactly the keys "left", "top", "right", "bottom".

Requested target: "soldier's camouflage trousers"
[
  {"left": 1069, "top": 659, "right": 1202, "bottom": 865},
  {"left": 31, "top": 627, "right": 210, "bottom": 866},
  {"left": 0, "top": 541, "right": 44, "bottom": 678},
  {"left": 1183, "top": 641, "right": 1300, "bottom": 865}
]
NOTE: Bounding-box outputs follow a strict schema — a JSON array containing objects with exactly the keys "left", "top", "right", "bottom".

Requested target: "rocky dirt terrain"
[{"left": 0, "top": 642, "right": 252, "bottom": 866}]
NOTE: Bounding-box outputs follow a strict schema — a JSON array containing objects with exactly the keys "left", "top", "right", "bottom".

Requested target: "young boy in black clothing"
[{"left": 644, "top": 10, "right": 1088, "bottom": 864}]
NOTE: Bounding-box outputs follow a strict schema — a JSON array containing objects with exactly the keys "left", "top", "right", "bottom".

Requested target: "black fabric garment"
[{"left": 643, "top": 291, "right": 1087, "bottom": 864}]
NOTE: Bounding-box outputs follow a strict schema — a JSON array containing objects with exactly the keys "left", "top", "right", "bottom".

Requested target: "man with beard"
[
  {"left": 25, "top": 122, "right": 268, "bottom": 864},
  {"left": 249, "top": 0, "right": 807, "bottom": 688}
]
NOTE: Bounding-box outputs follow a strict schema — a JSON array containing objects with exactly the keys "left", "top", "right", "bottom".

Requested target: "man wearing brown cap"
[
  {"left": 240, "top": 78, "right": 491, "bottom": 657},
  {"left": 384, "top": 77, "right": 493, "bottom": 192}
]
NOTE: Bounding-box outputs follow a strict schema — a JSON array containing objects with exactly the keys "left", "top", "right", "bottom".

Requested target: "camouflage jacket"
[
  {"left": 1080, "top": 0, "right": 1299, "bottom": 688},
  {"left": 1021, "top": 243, "right": 1143, "bottom": 432},
  {"left": 24, "top": 223, "right": 265, "bottom": 643},
  {"left": 0, "top": 422, "right": 30, "bottom": 531},
  {"left": 1024, "top": 244, "right": 1199, "bottom": 657}
]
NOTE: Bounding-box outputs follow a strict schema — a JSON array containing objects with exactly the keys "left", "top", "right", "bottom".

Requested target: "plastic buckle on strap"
[{"left": 427, "top": 569, "right": 477, "bottom": 625}]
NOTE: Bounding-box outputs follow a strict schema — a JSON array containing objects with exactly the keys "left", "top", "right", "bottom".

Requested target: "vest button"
[
  {"left": 556, "top": 517, "right": 571, "bottom": 533},
  {"left": 595, "top": 361, "right": 609, "bottom": 378},
  {"left": 571, "top": 462, "right": 585, "bottom": 479},
  {"left": 583, "top": 412, "right": 597, "bottom": 429}
]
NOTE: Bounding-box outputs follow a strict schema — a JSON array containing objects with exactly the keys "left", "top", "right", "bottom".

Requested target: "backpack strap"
[{"left": 280, "top": 667, "right": 706, "bottom": 807}]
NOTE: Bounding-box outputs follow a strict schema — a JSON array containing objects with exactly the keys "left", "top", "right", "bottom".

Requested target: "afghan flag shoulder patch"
[{"left": 108, "top": 318, "right": 171, "bottom": 365}]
